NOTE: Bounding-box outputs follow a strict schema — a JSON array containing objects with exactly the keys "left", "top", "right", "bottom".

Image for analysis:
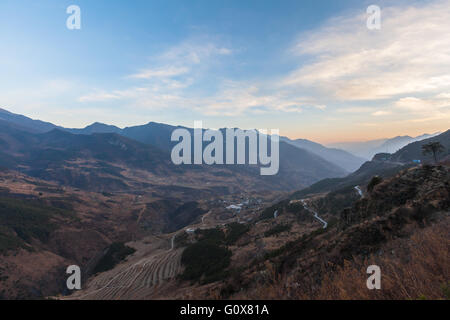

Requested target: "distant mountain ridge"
[
  {"left": 67, "top": 122, "right": 122, "bottom": 135},
  {"left": 1, "top": 107, "right": 445, "bottom": 192},
  {"left": 0, "top": 108, "right": 365, "bottom": 173},
  {"left": 327, "top": 133, "right": 441, "bottom": 159},
  {"left": 0, "top": 108, "right": 347, "bottom": 192},
  {"left": 0, "top": 108, "right": 59, "bottom": 133},
  {"left": 281, "top": 137, "right": 366, "bottom": 172},
  {"left": 291, "top": 130, "right": 449, "bottom": 198},
  {"left": 68, "top": 122, "right": 348, "bottom": 184},
  {"left": 389, "top": 130, "right": 450, "bottom": 163}
]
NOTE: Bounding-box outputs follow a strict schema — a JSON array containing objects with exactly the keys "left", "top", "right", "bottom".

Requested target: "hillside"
[
  {"left": 0, "top": 171, "right": 129, "bottom": 299},
  {"left": 0, "top": 168, "right": 272, "bottom": 299},
  {"left": 0, "top": 107, "right": 447, "bottom": 300},
  {"left": 328, "top": 132, "right": 441, "bottom": 159},
  {"left": 389, "top": 130, "right": 450, "bottom": 163},
  {"left": 0, "top": 111, "right": 347, "bottom": 192},
  {"left": 290, "top": 159, "right": 411, "bottom": 199},
  {"left": 238, "top": 164, "right": 450, "bottom": 299},
  {"left": 291, "top": 130, "right": 449, "bottom": 199},
  {"left": 67, "top": 163, "right": 450, "bottom": 300},
  {"left": 281, "top": 137, "right": 365, "bottom": 172},
  {"left": 0, "top": 108, "right": 58, "bottom": 133}
]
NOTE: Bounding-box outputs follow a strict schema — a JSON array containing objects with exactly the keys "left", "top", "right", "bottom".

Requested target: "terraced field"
[
  {"left": 67, "top": 210, "right": 215, "bottom": 300},
  {"left": 70, "top": 247, "right": 183, "bottom": 300}
]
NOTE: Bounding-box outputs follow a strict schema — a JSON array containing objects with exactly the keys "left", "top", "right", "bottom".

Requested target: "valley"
[
  {"left": 0, "top": 165, "right": 287, "bottom": 299},
  {"left": 63, "top": 163, "right": 449, "bottom": 300},
  {"left": 0, "top": 109, "right": 448, "bottom": 300}
]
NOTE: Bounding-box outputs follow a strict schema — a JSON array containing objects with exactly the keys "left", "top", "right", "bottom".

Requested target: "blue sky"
[{"left": 1, "top": 0, "right": 449, "bottom": 143}]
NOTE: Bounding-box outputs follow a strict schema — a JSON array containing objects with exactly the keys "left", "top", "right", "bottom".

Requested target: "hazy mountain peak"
[
  {"left": 0, "top": 107, "right": 58, "bottom": 133},
  {"left": 0, "top": 107, "right": 13, "bottom": 114},
  {"left": 327, "top": 132, "right": 443, "bottom": 160},
  {"left": 281, "top": 136, "right": 365, "bottom": 173},
  {"left": 85, "top": 122, "right": 121, "bottom": 130}
]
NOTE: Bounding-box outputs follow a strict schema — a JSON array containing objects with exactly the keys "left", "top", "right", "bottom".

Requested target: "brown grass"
[{"left": 241, "top": 220, "right": 449, "bottom": 300}]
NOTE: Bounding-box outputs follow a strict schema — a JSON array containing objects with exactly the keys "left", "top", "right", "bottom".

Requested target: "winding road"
[
  {"left": 354, "top": 185, "right": 363, "bottom": 197},
  {"left": 300, "top": 200, "right": 328, "bottom": 229},
  {"left": 170, "top": 235, "right": 175, "bottom": 250}
]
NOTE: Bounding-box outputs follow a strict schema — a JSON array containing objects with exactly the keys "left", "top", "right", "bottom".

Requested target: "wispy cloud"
[
  {"left": 283, "top": 0, "right": 450, "bottom": 102},
  {"left": 189, "top": 83, "right": 326, "bottom": 116},
  {"left": 79, "top": 38, "right": 233, "bottom": 106},
  {"left": 371, "top": 110, "right": 392, "bottom": 116},
  {"left": 75, "top": 1, "right": 450, "bottom": 132},
  {"left": 159, "top": 41, "right": 232, "bottom": 64},
  {"left": 395, "top": 94, "right": 450, "bottom": 121},
  {"left": 78, "top": 37, "right": 326, "bottom": 116},
  {"left": 336, "top": 107, "right": 375, "bottom": 114},
  {"left": 128, "top": 66, "right": 190, "bottom": 79},
  {"left": 79, "top": 88, "right": 149, "bottom": 102}
]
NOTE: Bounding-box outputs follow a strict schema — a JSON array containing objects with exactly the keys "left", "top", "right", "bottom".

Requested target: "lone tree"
[{"left": 422, "top": 141, "right": 445, "bottom": 163}]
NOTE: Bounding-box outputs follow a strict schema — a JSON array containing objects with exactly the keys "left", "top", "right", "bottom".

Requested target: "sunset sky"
[{"left": 0, "top": 0, "right": 449, "bottom": 144}]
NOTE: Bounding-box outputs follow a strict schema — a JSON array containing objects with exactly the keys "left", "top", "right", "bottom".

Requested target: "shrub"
[
  {"left": 180, "top": 242, "right": 232, "bottom": 284},
  {"left": 0, "top": 197, "right": 74, "bottom": 254},
  {"left": 225, "top": 223, "right": 249, "bottom": 245},
  {"left": 367, "top": 176, "right": 383, "bottom": 192},
  {"left": 254, "top": 221, "right": 450, "bottom": 300},
  {"left": 260, "top": 200, "right": 289, "bottom": 220},
  {"left": 93, "top": 242, "right": 136, "bottom": 274},
  {"left": 180, "top": 225, "right": 241, "bottom": 283},
  {"left": 264, "top": 224, "right": 291, "bottom": 237},
  {"left": 195, "top": 227, "right": 225, "bottom": 245},
  {"left": 174, "top": 232, "right": 190, "bottom": 248}
]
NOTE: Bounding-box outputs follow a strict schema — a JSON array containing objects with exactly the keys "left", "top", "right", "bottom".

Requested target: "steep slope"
[
  {"left": 0, "top": 108, "right": 58, "bottom": 133},
  {"left": 276, "top": 140, "right": 347, "bottom": 186},
  {"left": 0, "top": 168, "right": 226, "bottom": 299},
  {"left": 290, "top": 159, "right": 411, "bottom": 199},
  {"left": 66, "top": 122, "right": 122, "bottom": 135},
  {"left": 0, "top": 123, "right": 176, "bottom": 191},
  {"left": 0, "top": 119, "right": 346, "bottom": 190},
  {"left": 0, "top": 109, "right": 347, "bottom": 191},
  {"left": 0, "top": 120, "right": 346, "bottom": 193},
  {"left": 292, "top": 129, "right": 449, "bottom": 199},
  {"left": 223, "top": 164, "right": 450, "bottom": 299},
  {"left": 70, "top": 164, "right": 450, "bottom": 300},
  {"left": 389, "top": 130, "right": 450, "bottom": 163},
  {"left": 328, "top": 132, "right": 441, "bottom": 159},
  {"left": 121, "top": 122, "right": 179, "bottom": 152},
  {"left": 281, "top": 137, "right": 365, "bottom": 172},
  {"left": 119, "top": 123, "right": 348, "bottom": 185},
  {"left": 0, "top": 171, "right": 133, "bottom": 299}
]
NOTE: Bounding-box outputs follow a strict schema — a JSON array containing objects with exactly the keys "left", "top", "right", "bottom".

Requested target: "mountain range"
[
  {"left": 0, "top": 107, "right": 448, "bottom": 300},
  {"left": 292, "top": 129, "right": 450, "bottom": 199},
  {"left": 0, "top": 108, "right": 348, "bottom": 193},
  {"left": 1, "top": 107, "right": 447, "bottom": 196},
  {"left": 281, "top": 137, "right": 366, "bottom": 172},
  {"left": 0, "top": 108, "right": 368, "bottom": 174},
  {"left": 327, "top": 132, "right": 441, "bottom": 160}
]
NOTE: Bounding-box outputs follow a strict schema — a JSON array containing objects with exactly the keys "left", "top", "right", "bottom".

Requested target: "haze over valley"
[{"left": 1, "top": 0, "right": 449, "bottom": 302}]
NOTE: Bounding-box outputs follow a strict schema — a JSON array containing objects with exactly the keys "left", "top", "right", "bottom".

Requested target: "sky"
[{"left": 0, "top": 0, "right": 449, "bottom": 144}]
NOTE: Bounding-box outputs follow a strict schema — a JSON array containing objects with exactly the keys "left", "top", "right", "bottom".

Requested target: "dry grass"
[{"left": 243, "top": 220, "right": 449, "bottom": 300}]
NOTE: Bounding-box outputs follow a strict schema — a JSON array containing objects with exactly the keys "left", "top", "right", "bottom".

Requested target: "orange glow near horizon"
[{"left": 285, "top": 123, "right": 449, "bottom": 145}]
